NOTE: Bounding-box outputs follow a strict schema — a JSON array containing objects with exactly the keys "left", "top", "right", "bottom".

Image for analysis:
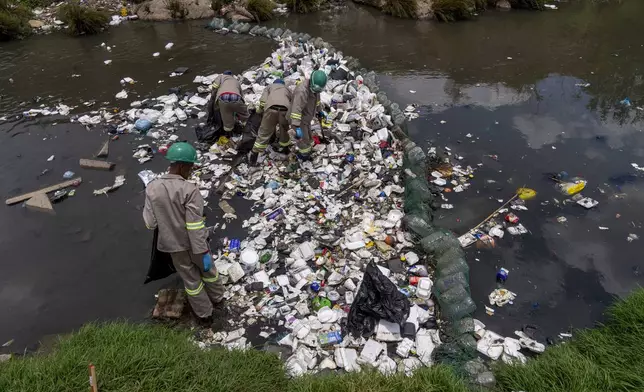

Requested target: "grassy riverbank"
[{"left": 1, "top": 290, "right": 643, "bottom": 391}]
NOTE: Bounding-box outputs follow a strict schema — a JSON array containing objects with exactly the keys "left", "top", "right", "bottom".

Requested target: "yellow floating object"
[
  {"left": 516, "top": 187, "right": 537, "bottom": 200},
  {"left": 560, "top": 181, "right": 586, "bottom": 196}
]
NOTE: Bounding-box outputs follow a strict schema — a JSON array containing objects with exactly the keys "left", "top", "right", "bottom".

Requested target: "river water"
[{"left": 1, "top": 1, "right": 643, "bottom": 351}]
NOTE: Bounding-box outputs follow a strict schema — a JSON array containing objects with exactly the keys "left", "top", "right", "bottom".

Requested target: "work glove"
[
  {"left": 202, "top": 253, "right": 212, "bottom": 273},
  {"left": 295, "top": 127, "right": 303, "bottom": 139}
]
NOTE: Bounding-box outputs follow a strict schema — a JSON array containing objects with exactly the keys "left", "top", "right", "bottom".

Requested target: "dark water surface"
[{"left": 2, "top": 1, "right": 644, "bottom": 350}]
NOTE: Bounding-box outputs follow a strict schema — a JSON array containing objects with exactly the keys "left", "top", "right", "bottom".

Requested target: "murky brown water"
[{"left": 1, "top": 1, "right": 643, "bottom": 350}]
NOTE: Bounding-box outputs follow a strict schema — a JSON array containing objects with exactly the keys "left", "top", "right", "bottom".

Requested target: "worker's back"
[{"left": 144, "top": 174, "right": 207, "bottom": 254}]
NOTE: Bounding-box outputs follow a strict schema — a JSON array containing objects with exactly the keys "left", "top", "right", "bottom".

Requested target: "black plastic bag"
[
  {"left": 235, "top": 110, "right": 262, "bottom": 154},
  {"left": 144, "top": 229, "right": 176, "bottom": 284},
  {"left": 347, "top": 261, "right": 411, "bottom": 337}
]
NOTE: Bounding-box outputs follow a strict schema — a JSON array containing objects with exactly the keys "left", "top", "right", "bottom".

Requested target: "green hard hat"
[
  {"left": 309, "top": 70, "right": 327, "bottom": 93},
  {"left": 166, "top": 142, "right": 198, "bottom": 164}
]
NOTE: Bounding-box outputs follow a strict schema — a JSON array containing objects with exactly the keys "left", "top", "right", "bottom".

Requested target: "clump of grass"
[
  {"left": 383, "top": 0, "right": 417, "bottom": 19},
  {"left": 0, "top": 321, "right": 470, "bottom": 392},
  {"left": 0, "top": 0, "right": 31, "bottom": 40},
  {"left": 432, "top": 0, "right": 485, "bottom": 22},
  {"left": 165, "top": 0, "right": 188, "bottom": 18},
  {"left": 495, "top": 289, "right": 644, "bottom": 392},
  {"left": 57, "top": 2, "right": 109, "bottom": 36},
  {"left": 285, "top": 0, "right": 319, "bottom": 14},
  {"left": 246, "top": 0, "right": 274, "bottom": 21}
]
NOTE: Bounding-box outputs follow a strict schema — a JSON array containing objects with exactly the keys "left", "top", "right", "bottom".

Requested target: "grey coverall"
[
  {"left": 211, "top": 74, "right": 250, "bottom": 133},
  {"left": 143, "top": 174, "right": 224, "bottom": 319},
  {"left": 253, "top": 83, "right": 292, "bottom": 153},
  {"left": 288, "top": 79, "right": 322, "bottom": 156}
]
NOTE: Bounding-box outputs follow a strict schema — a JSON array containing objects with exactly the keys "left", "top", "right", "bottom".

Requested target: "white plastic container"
[{"left": 240, "top": 249, "right": 259, "bottom": 274}]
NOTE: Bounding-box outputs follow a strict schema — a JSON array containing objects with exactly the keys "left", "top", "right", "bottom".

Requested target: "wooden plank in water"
[{"left": 5, "top": 178, "right": 82, "bottom": 205}]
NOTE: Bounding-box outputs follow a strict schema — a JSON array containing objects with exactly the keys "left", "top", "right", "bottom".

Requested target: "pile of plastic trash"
[{"left": 104, "top": 37, "right": 440, "bottom": 376}]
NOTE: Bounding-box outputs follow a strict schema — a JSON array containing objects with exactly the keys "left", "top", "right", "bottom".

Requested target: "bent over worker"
[
  {"left": 249, "top": 79, "right": 292, "bottom": 165},
  {"left": 143, "top": 142, "right": 224, "bottom": 324},
  {"left": 288, "top": 70, "right": 328, "bottom": 160},
  {"left": 210, "top": 70, "right": 249, "bottom": 134}
]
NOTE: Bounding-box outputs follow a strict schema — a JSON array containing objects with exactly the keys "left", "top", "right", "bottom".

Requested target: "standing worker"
[
  {"left": 209, "top": 71, "right": 249, "bottom": 134},
  {"left": 143, "top": 142, "right": 224, "bottom": 325},
  {"left": 288, "top": 70, "right": 328, "bottom": 160},
  {"left": 249, "top": 79, "right": 292, "bottom": 165}
]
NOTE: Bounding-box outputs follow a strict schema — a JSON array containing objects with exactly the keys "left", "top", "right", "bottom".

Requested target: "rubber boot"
[{"left": 248, "top": 151, "right": 259, "bottom": 166}]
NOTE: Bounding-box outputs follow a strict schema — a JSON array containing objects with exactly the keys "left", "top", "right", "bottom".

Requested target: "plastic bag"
[
  {"left": 347, "top": 261, "right": 410, "bottom": 337},
  {"left": 144, "top": 229, "right": 176, "bottom": 284}
]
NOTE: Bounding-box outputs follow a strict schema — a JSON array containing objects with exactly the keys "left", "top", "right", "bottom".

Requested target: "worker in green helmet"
[
  {"left": 143, "top": 142, "right": 224, "bottom": 326},
  {"left": 288, "top": 69, "right": 328, "bottom": 160}
]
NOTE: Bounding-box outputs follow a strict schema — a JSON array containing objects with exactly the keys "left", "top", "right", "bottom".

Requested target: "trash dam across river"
[{"left": 1, "top": 1, "right": 644, "bottom": 352}]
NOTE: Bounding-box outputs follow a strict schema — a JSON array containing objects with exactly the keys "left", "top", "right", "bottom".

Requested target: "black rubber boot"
[{"left": 248, "top": 151, "right": 259, "bottom": 166}]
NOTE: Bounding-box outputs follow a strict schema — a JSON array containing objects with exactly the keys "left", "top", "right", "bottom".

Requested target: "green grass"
[
  {"left": 383, "top": 0, "right": 417, "bottom": 19},
  {"left": 0, "top": 0, "right": 31, "bottom": 40},
  {"left": 495, "top": 289, "right": 644, "bottom": 392},
  {"left": 247, "top": 0, "right": 275, "bottom": 21},
  {"left": 0, "top": 321, "right": 469, "bottom": 392},
  {"left": 57, "top": 2, "right": 109, "bottom": 36}
]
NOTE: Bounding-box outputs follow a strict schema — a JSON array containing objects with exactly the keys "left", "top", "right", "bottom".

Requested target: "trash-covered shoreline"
[{"left": 3, "top": 21, "right": 551, "bottom": 381}]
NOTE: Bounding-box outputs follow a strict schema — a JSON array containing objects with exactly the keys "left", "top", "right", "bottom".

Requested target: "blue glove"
[
  {"left": 295, "top": 127, "right": 303, "bottom": 139},
  {"left": 202, "top": 253, "right": 212, "bottom": 272},
  {"left": 317, "top": 111, "right": 327, "bottom": 120}
]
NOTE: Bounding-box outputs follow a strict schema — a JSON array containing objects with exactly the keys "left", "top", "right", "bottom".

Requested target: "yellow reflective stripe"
[
  {"left": 290, "top": 113, "right": 302, "bottom": 119},
  {"left": 145, "top": 224, "right": 155, "bottom": 230},
  {"left": 299, "top": 146, "right": 312, "bottom": 153},
  {"left": 185, "top": 282, "right": 204, "bottom": 296},
  {"left": 316, "top": 100, "right": 320, "bottom": 105},
  {"left": 203, "top": 271, "right": 219, "bottom": 283},
  {"left": 279, "top": 141, "right": 291, "bottom": 147},
  {"left": 186, "top": 220, "right": 205, "bottom": 230},
  {"left": 259, "top": 101, "right": 265, "bottom": 107},
  {"left": 253, "top": 142, "right": 268, "bottom": 149},
  {"left": 212, "top": 83, "right": 220, "bottom": 89}
]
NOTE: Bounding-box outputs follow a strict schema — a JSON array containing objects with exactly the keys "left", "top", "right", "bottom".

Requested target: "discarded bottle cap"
[
  {"left": 310, "top": 281, "right": 321, "bottom": 292},
  {"left": 345, "top": 154, "right": 355, "bottom": 163}
]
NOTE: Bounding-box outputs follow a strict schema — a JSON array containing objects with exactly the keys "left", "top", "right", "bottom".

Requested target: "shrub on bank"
[
  {"left": 165, "top": 0, "right": 188, "bottom": 18},
  {"left": 383, "top": 0, "right": 417, "bottom": 19},
  {"left": 431, "top": 0, "right": 488, "bottom": 22},
  {"left": 0, "top": 0, "right": 31, "bottom": 40},
  {"left": 285, "top": 0, "right": 319, "bottom": 14},
  {"left": 57, "top": 2, "right": 109, "bottom": 35},
  {"left": 246, "top": 0, "right": 275, "bottom": 21}
]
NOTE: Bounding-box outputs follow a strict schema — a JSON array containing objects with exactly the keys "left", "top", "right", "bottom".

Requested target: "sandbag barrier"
[{"left": 206, "top": 17, "right": 477, "bottom": 369}]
